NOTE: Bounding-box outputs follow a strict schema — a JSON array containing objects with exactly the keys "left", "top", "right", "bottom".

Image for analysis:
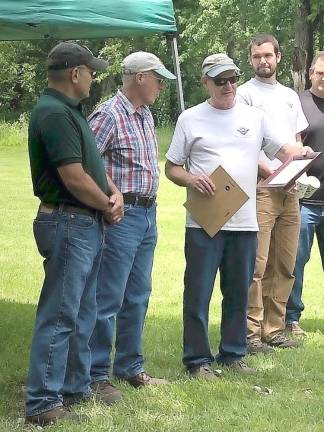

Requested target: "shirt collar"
[
  {"left": 43, "top": 87, "right": 83, "bottom": 110},
  {"left": 117, "top": 89, "right": 150, "bottom": 117}
]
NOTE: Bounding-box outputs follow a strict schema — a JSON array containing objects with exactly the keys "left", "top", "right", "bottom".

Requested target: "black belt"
[
  {"left": 123, "top": 193, "right": 156, "bottom": 208},
  {"left": 39, "top": 203, "right": 97, "bottom": 217}
]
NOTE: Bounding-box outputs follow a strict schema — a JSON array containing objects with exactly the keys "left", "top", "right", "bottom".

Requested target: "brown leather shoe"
[
  {"left": 267, "top": 333, "right": 301, "bottom": 348},
  {"left": 189, "top": 364, "right": 221, "bottom": 380},
  {"left": 285, "top": 321, "right": 307, "bottom": 337},
  {"left": 25, "top": 406, "right": 81, "bottom": 426},
  {"left": 222, "top": 360, "right": 256, "bottom": 374},
  {"left": 90, "top": 380, "right": 122, "bottom": 405},
  {"left": 63, "top": 392, "right": 91, "bottom": 407},
  {"left": 247, "top": 338, "right": 275, "bottom": 355},
  {"left": 125, "top": 372, "right": 169, "bottom": 388}
]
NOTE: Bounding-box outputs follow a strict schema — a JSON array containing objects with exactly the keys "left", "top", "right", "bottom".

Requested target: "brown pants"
[{"left": 247, "top": 188, "right": 301, "bottom": 342}]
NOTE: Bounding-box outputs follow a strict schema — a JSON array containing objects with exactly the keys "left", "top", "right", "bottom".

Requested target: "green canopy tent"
[{"left": 0, "top": 0, "right": 184, "bottom": 111}]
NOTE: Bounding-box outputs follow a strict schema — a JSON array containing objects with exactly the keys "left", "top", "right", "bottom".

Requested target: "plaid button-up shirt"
[{"left": 88, "top": 90, "right": 159, "bottom": 196}]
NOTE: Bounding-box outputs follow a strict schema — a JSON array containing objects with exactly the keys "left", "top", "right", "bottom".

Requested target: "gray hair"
[
  {"left": 310, "top": 51, "right": 324, "bottom": 69},
  {"left": 121, "top": 74, "right": 136, "bottom": 87}
]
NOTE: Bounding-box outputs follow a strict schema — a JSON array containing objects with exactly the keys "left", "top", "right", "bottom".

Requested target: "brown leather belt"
[
  {"left": 38, "top": 203, "right": 97, "bottom": 217},
  {"left": 122, "top": 193, "right": 156, "bottom": 208}
]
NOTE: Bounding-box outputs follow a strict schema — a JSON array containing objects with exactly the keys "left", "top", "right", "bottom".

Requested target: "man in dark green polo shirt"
[{"left": 25, "top": 42, "right": 123, "bottom": 426}]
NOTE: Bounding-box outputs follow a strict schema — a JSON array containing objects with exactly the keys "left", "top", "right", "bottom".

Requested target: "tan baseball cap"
[
  {"left": 202, "top": 53, "right": 240, "bottom": 77},
  {"left": 122, "top": 51, "right": 176, "bottom": 80}
]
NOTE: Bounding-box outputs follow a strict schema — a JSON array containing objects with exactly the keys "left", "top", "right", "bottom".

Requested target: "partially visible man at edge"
[
  {"left": 25, "top": 42, "right": 123, "bottom": 427},
  {"left": 286, "top": 51, "right": 324, "bottom": 335},
  {"left": 88, "top": 52, "right": 176, "bottom": 391},
  {"left": 237, "top": 33, "right": 309, "bottom": 354}
]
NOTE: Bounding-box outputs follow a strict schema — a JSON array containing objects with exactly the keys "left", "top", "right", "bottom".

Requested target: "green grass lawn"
[{"left": 1, "top": 146, "right": 324, "bottom": 432}]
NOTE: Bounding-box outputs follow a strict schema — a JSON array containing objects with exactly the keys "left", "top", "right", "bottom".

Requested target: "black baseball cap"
[{"left": 47, "top": 42, "right": 109, "bottom": 71}]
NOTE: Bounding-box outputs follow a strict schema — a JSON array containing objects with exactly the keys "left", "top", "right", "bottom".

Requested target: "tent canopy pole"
[{"left": 170, "top": 35, "right": 185, "bottom": 113}]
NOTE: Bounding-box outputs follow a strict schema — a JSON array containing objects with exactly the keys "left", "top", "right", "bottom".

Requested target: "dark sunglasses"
[{"left": 211, "top": 75, "right": 240, "bottom": 86}]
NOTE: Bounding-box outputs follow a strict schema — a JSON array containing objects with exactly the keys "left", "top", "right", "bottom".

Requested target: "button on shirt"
[{"left": 89, "top": 90, "right": 159, "bottom": 196}]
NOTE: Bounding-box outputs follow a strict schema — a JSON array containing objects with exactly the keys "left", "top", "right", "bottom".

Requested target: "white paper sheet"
[{"left": 268, "top": 159, "right": 311, "bottom": 185}]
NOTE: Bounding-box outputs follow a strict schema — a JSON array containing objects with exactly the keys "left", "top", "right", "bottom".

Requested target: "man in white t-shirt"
[
  {"left": 237, "top": 33, "right": 309, "bottom": 354},
  {"left": 165, "top": 53, "right": 311, "bottom": 378}
]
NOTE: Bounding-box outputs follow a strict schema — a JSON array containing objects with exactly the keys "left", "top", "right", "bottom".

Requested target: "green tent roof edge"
[{"left": 0, "top": 0, "right": 177, "bottom": 41}]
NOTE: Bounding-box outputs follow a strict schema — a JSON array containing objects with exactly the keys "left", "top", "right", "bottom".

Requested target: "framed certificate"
[{"left": 258, "top": 152, "right": 321, "bottom": 190}]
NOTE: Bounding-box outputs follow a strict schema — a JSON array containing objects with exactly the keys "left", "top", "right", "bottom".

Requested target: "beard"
[{"left": 255, "top": 67, "right": 276, "bottom": 78}]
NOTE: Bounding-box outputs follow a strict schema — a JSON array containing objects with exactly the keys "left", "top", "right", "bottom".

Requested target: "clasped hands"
[{"left": 103, "top": 193, "right": 124, "bottom": 224}]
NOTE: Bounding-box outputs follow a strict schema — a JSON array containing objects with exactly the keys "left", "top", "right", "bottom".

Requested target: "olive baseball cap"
[
  {"left": 122, "top": 51, "right": 176, "bottom": 80},
  {"left": 47, "top": 42, "right": 109, "bottom": 71},
  {"left": 202, "top": 53, "right": 240, "bottom": 77}
]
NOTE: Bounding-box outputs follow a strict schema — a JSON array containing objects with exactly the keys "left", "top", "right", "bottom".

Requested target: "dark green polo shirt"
[{"left": 28, "top": 87, "right": 109, "bottom": 207}]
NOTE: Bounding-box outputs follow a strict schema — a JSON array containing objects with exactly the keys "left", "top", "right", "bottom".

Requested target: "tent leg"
[{"left": 170, "top": 36, "right": 185, "bottom": 113}]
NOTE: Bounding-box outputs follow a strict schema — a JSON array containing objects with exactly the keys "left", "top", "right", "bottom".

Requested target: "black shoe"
[
  {"left": 247, "top": 339, "right": 275, "bottom": 355},
  {"left": 267, "top": 333, "right": 301, "bottom": 349}
]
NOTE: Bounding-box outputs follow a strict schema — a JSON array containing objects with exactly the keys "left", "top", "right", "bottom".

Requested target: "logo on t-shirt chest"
[{"left": 237, "top": 126, "right": 250, "bottom": 135}]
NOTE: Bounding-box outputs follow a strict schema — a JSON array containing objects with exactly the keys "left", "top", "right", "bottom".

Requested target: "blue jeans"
[
  {"left": 26, "top": 209, "right": 104, "bottom": 416},
  {"left": 90, "top": 203, "right": 157, "bottom": 380},
  {"left": 286, "top": 204, "right": 324, "bottom": 324},
  {"left": 183, "top": 228, "right": 257, "bottom": 368}
]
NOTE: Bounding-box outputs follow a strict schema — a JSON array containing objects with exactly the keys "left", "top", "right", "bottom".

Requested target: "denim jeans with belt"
[
  {"left": 286, "top": 204, "right": 324, "bottom": 324},
  {"left": 26, "top": 208, "right": 104, "bottom": 416},
  {"left": 182, "top": 228, "right": 257, "bottom": 368},
  {"left": 90, "top": 203, "right": 157, "bottom": 381}
]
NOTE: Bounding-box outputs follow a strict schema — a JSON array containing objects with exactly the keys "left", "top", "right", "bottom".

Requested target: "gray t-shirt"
[{"left": 166, "top": 101, "right": 283, "bottom": 231}]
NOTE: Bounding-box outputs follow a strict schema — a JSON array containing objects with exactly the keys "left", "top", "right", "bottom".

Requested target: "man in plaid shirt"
[{"left": 88, "top": 52, "right": 176, "bottom": 394}]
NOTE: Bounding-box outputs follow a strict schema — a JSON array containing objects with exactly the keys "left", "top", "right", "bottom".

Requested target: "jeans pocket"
[
  {"left": 68, "top": 213, "right": 95, "bottom": 229},
  {"left": 123, "top": 204, "right": 133, "bottom": 214},
  {"left": 33, "top": 219, "right": 58, "bottom": 259}
]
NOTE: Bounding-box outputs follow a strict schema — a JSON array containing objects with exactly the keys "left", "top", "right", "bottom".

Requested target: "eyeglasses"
[
  {"left": 211, "top": 75, "right": 240, "bottom": 86},
  {"left": 141, "top": 73, "right": 165, "bottom": 85}
]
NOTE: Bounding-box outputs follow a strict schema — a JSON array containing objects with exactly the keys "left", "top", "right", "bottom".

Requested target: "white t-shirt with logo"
[
  {"left": 166, "top": 101, "right": 283, "bottom": 231},
  {"left": 237, "top": 78, "right": 308, "bottom": 170}
]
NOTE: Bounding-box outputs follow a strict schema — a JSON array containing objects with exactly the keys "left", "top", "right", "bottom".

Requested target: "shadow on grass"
[
  {"left": 2, "top": 296, "right": 324, "bottom": 426},
  {"left": 300, "top": 318, "right": 324, "bottom": 333},
  {"left": 0, "top": 300, "right": 35, "bottom": 421},
  {"left": 0, "top": 300, "right": 189, "bottom": 421}
]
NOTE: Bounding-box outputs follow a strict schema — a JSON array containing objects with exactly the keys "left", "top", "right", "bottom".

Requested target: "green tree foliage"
[{"left": 0, "top": 0, "right": 322, "bottom": 122}]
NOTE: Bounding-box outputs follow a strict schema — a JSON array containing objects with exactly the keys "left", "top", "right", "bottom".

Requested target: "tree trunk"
[{"left": 292, "top": 0, "right": 313, "bottom": 91}]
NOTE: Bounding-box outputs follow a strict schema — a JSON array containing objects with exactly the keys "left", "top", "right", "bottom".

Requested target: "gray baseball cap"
[
  {"left": 47, "top": 42, "right": 109, "bottom": 71},
  {"left": 122, "top": 51, "right": 176, "bottom": 80},
  {"left": 202, "top": 53, "right": 240, "bottom": 77}
]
